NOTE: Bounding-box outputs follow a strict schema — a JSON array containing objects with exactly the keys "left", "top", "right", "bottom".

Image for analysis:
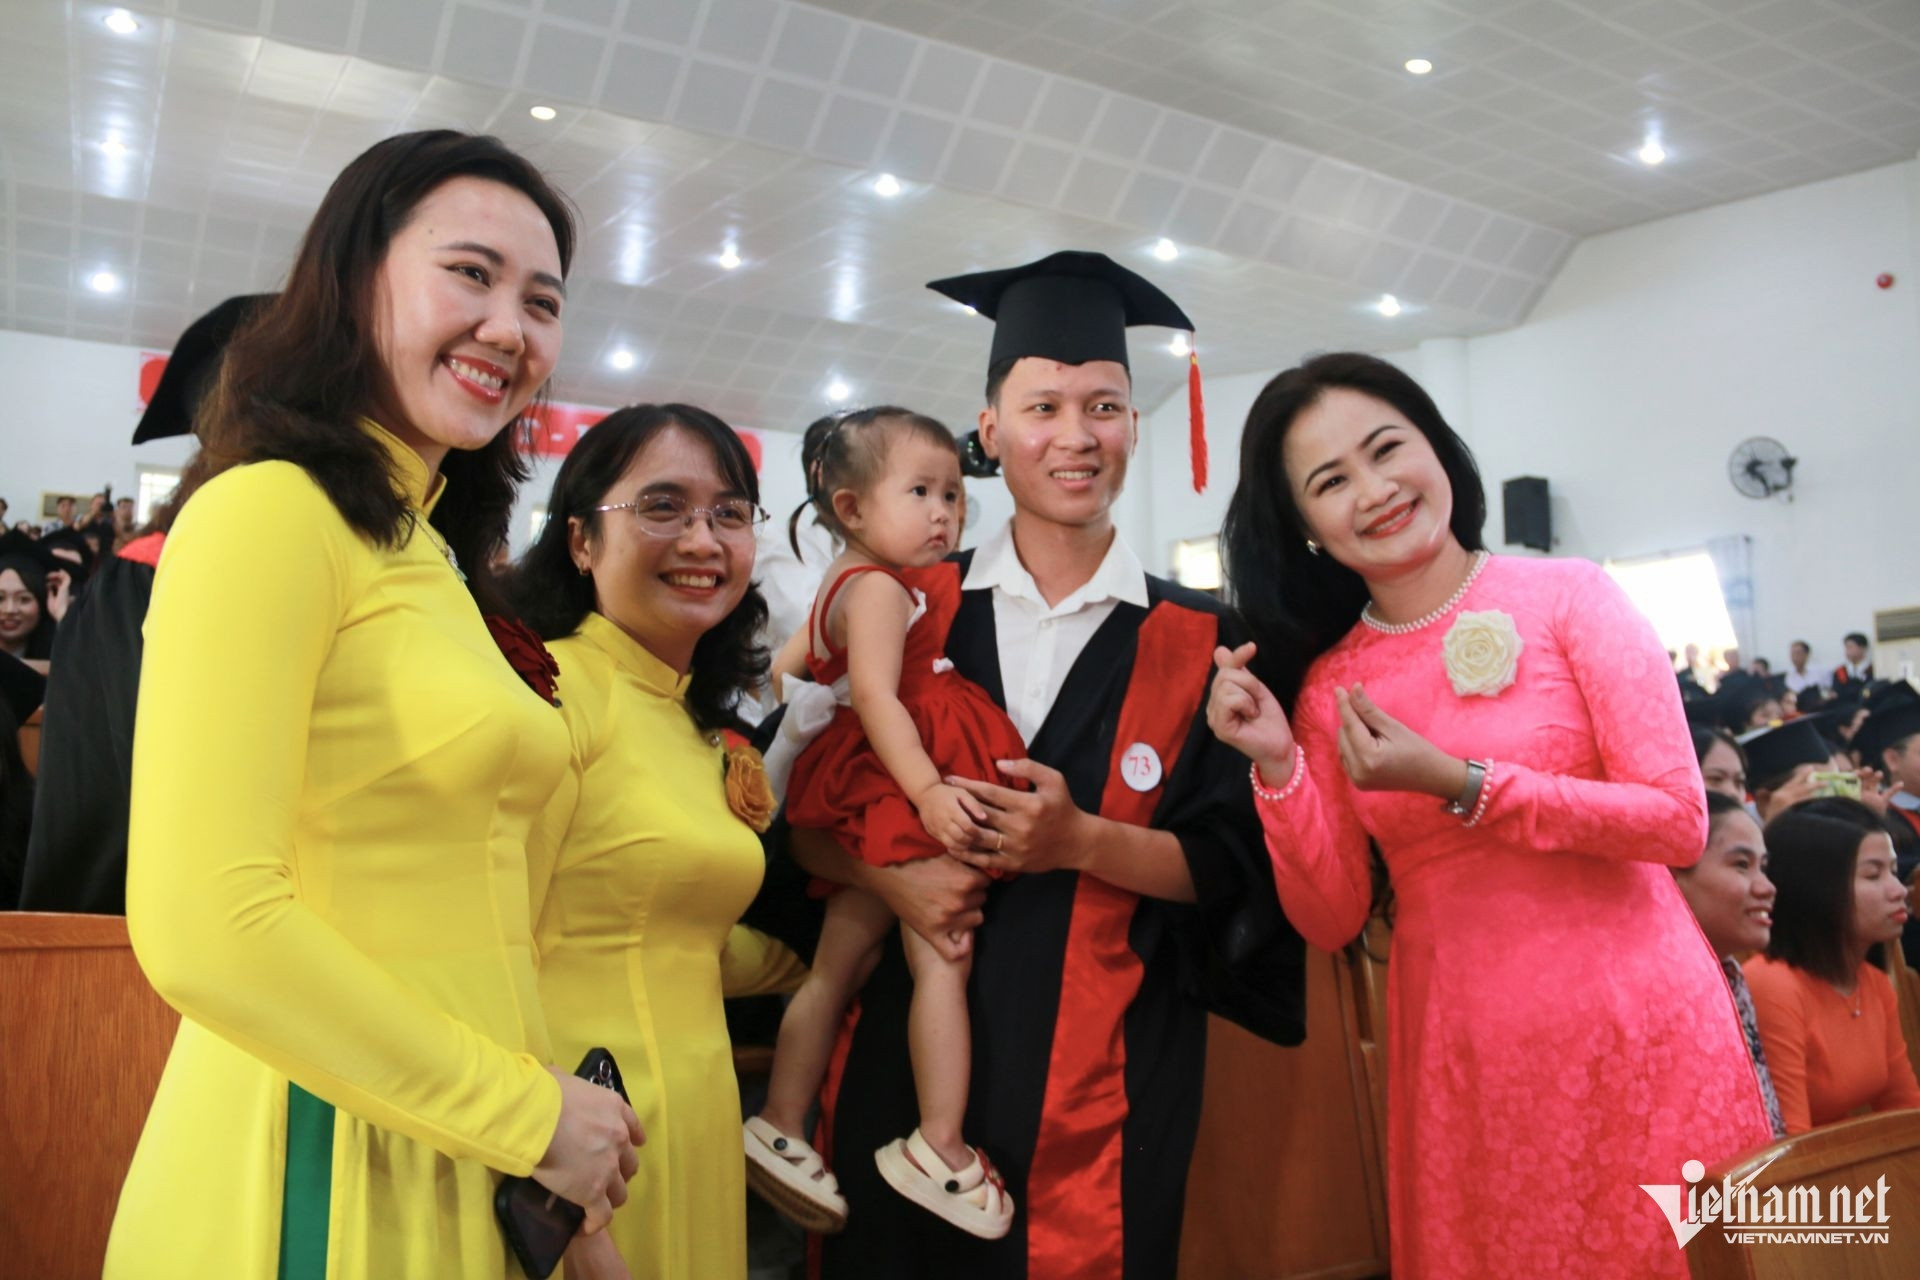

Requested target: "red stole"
[{"left": 1023, "top": 600, "right": 1218, "bottom": 1280}]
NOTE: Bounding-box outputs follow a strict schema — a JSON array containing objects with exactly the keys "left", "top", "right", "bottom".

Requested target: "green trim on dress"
[{"left": 277, "top": 1083, "right": 335, "bottom": 1280}]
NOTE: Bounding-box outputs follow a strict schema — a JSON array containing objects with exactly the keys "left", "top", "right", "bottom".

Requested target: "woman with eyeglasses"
[{"left": 513, "top": 403, "right": 807, "bottom": 1278}]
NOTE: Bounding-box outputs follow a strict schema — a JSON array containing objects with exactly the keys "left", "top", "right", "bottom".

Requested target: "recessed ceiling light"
[
  {"left": 529, "top": 105, "right": 557, "bottom": 122},
  {"left": 89, "top": 270, "right": 122, "bottom": 294},
  {"left": 103, "top": 9, "right": 139, "bottom": 35},
  {"left": 826, "top": 380, "right": 851, "bottom": 403},
  {"left": 1168, "top": 333, "right": 1191, "bottom": 357},
  {"left": 718, "top": 245, "right": 742, "bottom": 270},
  {"left": 1376, "top": 293, "right": 1402, "bottom": 317},
  {"left": 1152, "top": 238, "right": 1179, "bottom": 262},
  {"left": 872, "top": 173, "right": 902, "bottom": 198},
  {"left": 1637, "top": 139, "right": 1667, "bottom": 165},
  {"left": 100, "top": 137, "right": 130, "bottom": 158},
  {"left": 607, "top": 349, "right": 636, "bottom": 371},
  {"left": 1404, "top": 58, "right": 1433, "bottom": 75}
]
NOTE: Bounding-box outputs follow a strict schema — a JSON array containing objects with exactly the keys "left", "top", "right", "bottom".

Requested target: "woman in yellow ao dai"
[
  {"left": 518, "top": 403, "right": 805, "bottom": 1279},
  {"left": 106, "top": 132, "right": 639, "bottom": 1280}
]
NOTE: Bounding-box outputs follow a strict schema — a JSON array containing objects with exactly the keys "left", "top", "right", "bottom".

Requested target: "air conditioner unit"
[{"left": 1875, "top": 606, "right": 1920, "bottom": 683}]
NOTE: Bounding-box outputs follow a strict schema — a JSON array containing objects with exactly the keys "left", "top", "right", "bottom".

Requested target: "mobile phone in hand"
[
  {"left": 1808, "top": 770, "right": 1861, "bottom": 800},
  {"left": 494, "top": 1048, "right": 630, "bottom": 1279}
]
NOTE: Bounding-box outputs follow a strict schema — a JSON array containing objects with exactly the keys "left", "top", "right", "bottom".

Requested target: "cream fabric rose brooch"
[{"left": 1442, "top": 609, "right": 1523, "bottom": 697}]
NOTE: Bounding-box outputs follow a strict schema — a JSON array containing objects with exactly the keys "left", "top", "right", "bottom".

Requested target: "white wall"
[
  {"left": 1141, "top": 158, "right": 1920, "bottom": 668},
  {"left": 1137, "top": 345, "right": 1421, "bottom": 574},
  {"left": 18, "top": 155, "right": 1918, "bottom": 666},
  {"left": 0, "top": 331, "right": 197, "bottom": 522}
]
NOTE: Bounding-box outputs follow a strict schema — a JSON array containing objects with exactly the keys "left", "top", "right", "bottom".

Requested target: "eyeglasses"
[{"left": 594, "top": 491, "right": 770, "bottom": 538}]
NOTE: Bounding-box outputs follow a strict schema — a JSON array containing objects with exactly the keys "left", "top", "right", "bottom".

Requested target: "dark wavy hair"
[
  {"left": 197, "top": 130, "right": 576, "bottom": 613},
  {"left": 512, "top": 404, "right": 770, "bottom": 733},
  {"left": 1692, "top": 725, "right": 1749, "bottom": 778},
  {"left": 786, "top": 406, "right": 956, "bottom": 555},
  {"left": 1220, "top": 352, "right": 1487, "bottom": 707},
  {"left": 1763, "top": 796, "right": 1890, "bottom": 983},
  {"left": 1702, "top": 788, "right": 1754, "bottom": 835}
]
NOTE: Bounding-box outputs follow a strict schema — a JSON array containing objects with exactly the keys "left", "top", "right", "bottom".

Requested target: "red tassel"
[{"left": 1188, "top": 348, "right": 1208, "bottom": 493}]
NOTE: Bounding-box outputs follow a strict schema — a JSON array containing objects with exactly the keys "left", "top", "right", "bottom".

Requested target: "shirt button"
[{"left": 1040, "top": 618, "right": 1053, "bottom": 629}]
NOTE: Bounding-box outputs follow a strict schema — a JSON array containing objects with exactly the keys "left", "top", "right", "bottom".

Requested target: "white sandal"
[
  {"left": 744, "top": 1116, "right": 849, "bottom": 1233},
  {"left": 873, "top": 1128, "right": 1014, "bottom": 1240}
]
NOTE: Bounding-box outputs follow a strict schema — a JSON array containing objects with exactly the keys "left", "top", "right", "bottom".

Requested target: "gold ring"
[{"left": 994, "top": 832, "right": 1004, "bottom": 852}]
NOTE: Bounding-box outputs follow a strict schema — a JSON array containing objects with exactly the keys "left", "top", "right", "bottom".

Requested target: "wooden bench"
[
  {"left": 1179, "top": 923, "right": 1391, "bottom": 1279},
  {"left": 0, "top": 913, "right": 179, "bottom": 1279},
  {"left": 17, "top": 704, "right": 43, "bottom": 776},
  {"left": 1685, "top": 1109, "right": 1920, "bottom": 1279}
]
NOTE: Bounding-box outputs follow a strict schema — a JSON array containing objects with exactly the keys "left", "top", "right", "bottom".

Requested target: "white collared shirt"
[
  {"left": 962, "top": 519, "right": 1150, "bottom": 744},
  {"left": 1783, "top": 664, "right": 1827, "bottom": 695}
]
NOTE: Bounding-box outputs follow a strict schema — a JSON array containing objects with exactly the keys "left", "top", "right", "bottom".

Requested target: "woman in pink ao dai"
[{"left": 1207, "top": 354, "right": 1771, "bottom": 1278}]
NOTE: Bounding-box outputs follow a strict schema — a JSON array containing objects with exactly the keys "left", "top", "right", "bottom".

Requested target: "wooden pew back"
[
  {"left": 0, "top": 913, "right": 178, "bottom": 1279},
  {"left": 1179, "top": 928, "right": 1390, "bottom": 1279},
  {"left": 1685, "top": 1110, "right": 1920, "bottom": 1280}
]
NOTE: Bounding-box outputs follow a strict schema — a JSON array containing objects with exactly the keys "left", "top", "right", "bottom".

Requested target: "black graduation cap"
[
  {"left": 131, "top": 294, "right": 272, "bottom": 444},
  {"left": 1789, "top": 705, "right": 1862, "bottom": 761},
  {"left": 1826, "top": 678, "right": 1870, "bottom": 709},
  {"left": 37, "top": 527, "right": 95, "bottom": 587},
  {"left": 1857, "top": 680, "right": 1920, "bottom": 765},
  {"left": 1738, "top": 718, "right": 1834, "bottom": 789},
  {"left": 1682, "top": 687, "right": 1728, "bottom": 730},
  {"left": 1718, "top": 675, "right": 1788, "bottom": 732},
  {"left": 927, "top": 250, "right": 1210, "bottom": 492},
  {"left": 0, "top": 649, "right": 46, "bottom": 726},
  {"left": 0, "top": 528, "right": 58, "bottom": 578}
]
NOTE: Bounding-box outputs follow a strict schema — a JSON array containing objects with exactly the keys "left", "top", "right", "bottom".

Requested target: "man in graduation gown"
[{"left": 782, "top": 251, "right": 1306, "bottom": 1279}]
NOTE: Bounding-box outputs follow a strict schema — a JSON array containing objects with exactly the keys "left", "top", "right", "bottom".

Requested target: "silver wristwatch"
[{"left": 1443, "top": 759, "right": 1490, "bottom": 816}]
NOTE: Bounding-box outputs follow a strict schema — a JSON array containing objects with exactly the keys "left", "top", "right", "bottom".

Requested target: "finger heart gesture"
[{"left": 1334, "top": 684, "right": 1462, "bottom": 798}]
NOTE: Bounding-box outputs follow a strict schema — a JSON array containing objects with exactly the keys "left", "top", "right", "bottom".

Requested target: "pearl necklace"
[{"left": 1360, "top": 550, "right": 1490, "bottom": 635}]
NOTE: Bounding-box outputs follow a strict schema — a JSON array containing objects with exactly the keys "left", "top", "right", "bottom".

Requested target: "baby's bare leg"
[
  {"left": 759, "top": 887, "right": 894, "bottom": 1137},
  {"left": 901, "top": 922, "right": 975, "bottom": 1172}
]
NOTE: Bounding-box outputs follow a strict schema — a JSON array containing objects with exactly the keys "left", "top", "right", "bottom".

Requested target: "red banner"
[{"left": 517, "top": 402, "right": 763, "bottom": 472}]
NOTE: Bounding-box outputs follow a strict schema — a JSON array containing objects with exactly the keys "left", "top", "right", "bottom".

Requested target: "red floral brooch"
[{"left": 483, "top": 615, "right": 561, "bottom": 706}]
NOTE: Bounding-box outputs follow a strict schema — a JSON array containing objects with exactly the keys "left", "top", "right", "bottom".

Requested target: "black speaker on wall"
[{"left": 1502, "top": 476, "right": 1551, "bottom": 551}]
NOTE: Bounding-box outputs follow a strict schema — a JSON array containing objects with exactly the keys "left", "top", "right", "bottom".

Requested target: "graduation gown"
[
  {"left": 17, "top": 540, "right": 160, "bottom": 913},
  {"left": 804, "top": 554, "right": 1305, "bottom": 1280}
]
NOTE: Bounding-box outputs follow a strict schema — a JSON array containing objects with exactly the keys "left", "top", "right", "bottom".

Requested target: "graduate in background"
[
  {"left": 1851, "top": 679, "right": 1920, "bottom": 969},
  {"left": 17, "top": 294, "right": 266, "bottom": 914},
  {"left": 787, "top": 251, "right": 1305, "bottom": 1280}
]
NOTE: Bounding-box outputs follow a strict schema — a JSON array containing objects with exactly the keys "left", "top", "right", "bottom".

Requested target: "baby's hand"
[{"left": 916, "top": 783, "right": 981, "bottom": 853}]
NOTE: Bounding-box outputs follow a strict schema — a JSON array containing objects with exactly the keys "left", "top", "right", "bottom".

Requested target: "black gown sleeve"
[
  {"left": 1159, "top": 609, "right": 1308, "bottom": 1046},
  {"left": 18, "top": 558, "right": 156, "bottom": 913}
]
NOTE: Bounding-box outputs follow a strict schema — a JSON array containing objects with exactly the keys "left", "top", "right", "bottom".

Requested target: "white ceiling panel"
[{"left": 1, "top": 0, "right": 1908, "bottom": 439}]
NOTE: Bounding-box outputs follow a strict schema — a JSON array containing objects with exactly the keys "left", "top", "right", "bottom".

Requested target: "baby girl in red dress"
[{"left": 745, "top": 407, "right": 1021, "bottom": 1241}]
